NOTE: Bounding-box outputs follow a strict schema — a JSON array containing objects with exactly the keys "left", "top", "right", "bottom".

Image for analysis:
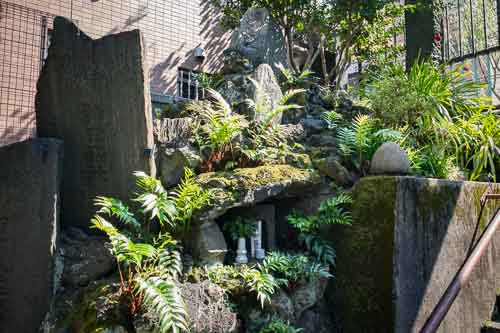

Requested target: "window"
[{"left": 176, "top": 68, "right": 204, "bottom": 100}]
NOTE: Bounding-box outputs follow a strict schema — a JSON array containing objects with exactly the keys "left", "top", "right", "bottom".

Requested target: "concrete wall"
[
  {"left": 0, "top": 0, "right": 232, "bottom": 146},
  {"left": 0, "top": 138, "right": 62, "bottom": 332},
  {"left": 332, "top": 176, "right": 500, "bottom": 333}
]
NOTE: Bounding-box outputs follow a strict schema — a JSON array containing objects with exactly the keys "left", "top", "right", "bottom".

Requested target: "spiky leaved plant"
[{"left": 91, "top": 170, "right": 211, "bottom": 333}]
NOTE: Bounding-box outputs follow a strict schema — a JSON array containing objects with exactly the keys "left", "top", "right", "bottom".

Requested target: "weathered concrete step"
[{"left": 482, "top": 321, "right": 500, "bottom": 333}]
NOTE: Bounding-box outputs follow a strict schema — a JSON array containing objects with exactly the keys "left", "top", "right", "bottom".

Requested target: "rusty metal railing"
[{"left": 420, "top": 188, "right": 500, "bottom": 333}]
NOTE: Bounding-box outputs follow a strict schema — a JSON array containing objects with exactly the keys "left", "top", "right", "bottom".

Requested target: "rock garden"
[{"left": 1, "top": 2, "right": 499, "bottom": 333}]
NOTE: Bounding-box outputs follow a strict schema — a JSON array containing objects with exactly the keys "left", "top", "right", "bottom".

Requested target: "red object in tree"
[{"left": 433, "top": 33, "right": 442, "bottom": 43}]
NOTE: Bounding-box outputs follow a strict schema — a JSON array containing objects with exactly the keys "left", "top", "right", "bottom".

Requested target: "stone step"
[{"left": 482, "top": 321, "right": 500, "bottom": 333}]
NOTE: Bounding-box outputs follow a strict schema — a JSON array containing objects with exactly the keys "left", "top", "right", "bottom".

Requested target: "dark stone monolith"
[
  {"left": 36, "top": 17, "right": 156, "bottom": 229},
  {"left": 0, "top": 138, "right": 63, "bottom": 333}
]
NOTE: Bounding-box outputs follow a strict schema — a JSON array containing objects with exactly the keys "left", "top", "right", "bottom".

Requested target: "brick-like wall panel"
[{"left": 0, "top": 0, "right": 231, "bottom": 146}]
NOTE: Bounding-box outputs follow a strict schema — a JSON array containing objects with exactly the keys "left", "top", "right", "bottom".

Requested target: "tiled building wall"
[{"left": 0, "top": 0, "right": 232, "bottom": 146}]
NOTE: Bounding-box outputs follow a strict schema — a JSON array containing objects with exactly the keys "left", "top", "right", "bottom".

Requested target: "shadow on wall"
[
  {"left": 149, "top": 43, "right": 185, "bottom": 96},
  {"left": 0, "top": 108, "right": 36, "bottom": 146},
  {"left": 199, "top": 0, "right": 232, "bottom": 73},
  {"left": 106, "top": 4, "right": 149, "bottom": 35}
]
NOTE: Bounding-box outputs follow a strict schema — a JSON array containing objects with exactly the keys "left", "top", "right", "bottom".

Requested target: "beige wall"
[{"left": 0, "top": 0, "right": 231, "bottom": 146}]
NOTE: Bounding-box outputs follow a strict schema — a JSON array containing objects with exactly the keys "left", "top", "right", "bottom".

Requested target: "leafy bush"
[
  {"left": 358, "top": 59, "right": 499, "bottom": 181},
  {"left": 259, "top": 318, "right": 303, "bottom": 333},
  {"left": 263, "top": 251, "right": 331, "bottom": 285},
  {"left": 202, "top": 265, "right": 278, "bottom": 308},
  {"left": 223, "top": 216, "right": 257, "bottom": 240},
  {"left": 362, "top": 61, "right": 485, "bottom": 126}
]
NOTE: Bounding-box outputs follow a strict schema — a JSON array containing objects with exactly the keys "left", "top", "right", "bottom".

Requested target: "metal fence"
[
  {"left": 440, "top": 0, "right": 500, "bottom": 101},
  {"left": 0, "top": 1, "right": 53, "bottom": 146}
]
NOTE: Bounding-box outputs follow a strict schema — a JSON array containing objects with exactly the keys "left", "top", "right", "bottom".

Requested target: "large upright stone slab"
[
  {"left": 331, "top": 177, "right": 500, "bottom": 333},
  {"left": 36, "top": 17, "right": 156, "bottom": 229},
  {"left": 0, "top": 138, "right": 62, "bottom": 333}
]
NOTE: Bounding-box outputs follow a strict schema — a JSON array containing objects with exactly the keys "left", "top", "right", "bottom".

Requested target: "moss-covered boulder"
[{"left": 195, "top": 165, "right": 321, "bottom": 220}]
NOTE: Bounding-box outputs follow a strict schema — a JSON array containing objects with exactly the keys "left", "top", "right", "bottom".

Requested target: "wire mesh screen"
[
  {"left": 0, "top": 1, "right": 53, "bottom": 146},
  {"left": 442, "top": 0, "right": 500, "bottom": 61}
]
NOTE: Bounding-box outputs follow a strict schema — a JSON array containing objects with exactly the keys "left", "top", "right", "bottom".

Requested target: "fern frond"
[
  {"left": 91, "top": 215, "right": 157, "bottom": 267},
  {"left": 135, "top": 276, "right": 188, "bottom": 333},
  {"left": 279, "top": 89, "right": 306, "bottom": 105},
  {"left": 323, "top": 111, "right": 343, "bottom": 130},
  {"left": 133, "top": 172, "right": 176, "bottom": 228},
  {"left": 94, "top": 196, "right": 141, "bottom": 232},
  {"left": 207, "top": 88, "right": 232, "bottom": 117},
  {"left": 158, "top": 249, "right": 183, "bottom": 278}
]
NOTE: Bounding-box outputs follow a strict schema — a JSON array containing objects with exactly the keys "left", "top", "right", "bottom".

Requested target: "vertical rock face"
[
  {"left": 36, "top": 17, "right": 156, "bottom": 230},
  {"left": 229, "top": 8, "right": 288, "bottom": 76},
  {"left": 251, "top": 63, "right": 284, "bottom": 125},
  {"left": 0, "top": 138, "right": 63, "bottom": 333},
  {"left": 332, "top": 176, "right": 500, "bottom": 333}
]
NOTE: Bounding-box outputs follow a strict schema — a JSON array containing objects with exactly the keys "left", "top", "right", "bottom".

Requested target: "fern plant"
[
  {"left": 263, "top": 251, "right": 331, "bottom": 284},
  {"left": 89, "top": 171, "right": 215, "bottom": 333},
  {"left": 205, "top": 264, "right": 278, "bottom": 308},
  {"left": 223, "top": 217, "right": 257, "bottom": 240},
  {"left": 287, "top": 194, "right": 352, "bottom": 267},
  {"left": 188, "top": 88, "right": 249, "bottom": 171},
  {"left": 170, "top": 168, "right": 213, "bottom": 232}
]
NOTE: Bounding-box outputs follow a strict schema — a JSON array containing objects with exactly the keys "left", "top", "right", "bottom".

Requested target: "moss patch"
[
  {"left": 329, "top": 176, "right": 398, "bottom": 332},
  {"left": 196, "top": 165, "right": 320, "bottom": 219}
]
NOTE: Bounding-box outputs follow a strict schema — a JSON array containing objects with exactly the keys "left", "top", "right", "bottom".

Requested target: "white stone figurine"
[
  {"left": 236, "top": 237, "right": 248, "bottom": 264},
  {"left": 254, "top": 220, "right": 265, "bottom": 260}
]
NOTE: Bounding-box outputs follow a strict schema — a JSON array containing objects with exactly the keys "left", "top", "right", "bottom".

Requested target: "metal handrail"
[{"left": 420, "top": 189, "right": 500, "bottom": 333}]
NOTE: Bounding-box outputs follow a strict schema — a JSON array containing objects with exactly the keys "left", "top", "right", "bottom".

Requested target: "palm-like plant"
[{"left": 448, "top": 110, "right": 500, "bottom": 181}]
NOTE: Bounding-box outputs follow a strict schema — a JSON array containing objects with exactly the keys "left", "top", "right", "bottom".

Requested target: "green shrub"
[
  {"left": 356, "top": 59, "right": 499, "bottom": 181},
  {"left": 263, "top": 251, "right": 331, "bottom": 284},
  {"left": 202, "top": 265, "right": 279, "bottom": 308},
  {"left": 259, "top": 318, "right": 303, "bottom": 333}
]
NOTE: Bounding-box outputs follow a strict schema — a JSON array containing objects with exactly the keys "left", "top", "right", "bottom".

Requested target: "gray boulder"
[
  {"left": 270, "top": 289, "right": 295, "bottom": 322},
  {"left": 229, "top": 7, "right": 288, "bottom": 76},
  {"left": 281, "top": 123, "right": 306, "bottom": 143},
  {"left": 250, "top": 64, "right": 284, "bottom": 125},
  {"left": 300, "top": 118, "right": 327, "bottom": 134},
  {"left": 314, "top": 155, "right": 353, "bottom": 186},
  {"left": 191, "top": 221, "right": 228, "bottom": 266},
  {"left": 61, "top": 228, "right": 116, "bottom": 287},
  {"left": 370, "top": 142, "right": 411, "bottom": 175},
  {"left": 158, "top": 145, "right": 202, "bottom": 188},
  {"left": 179, "top": 280, "right": 238, "bottom": 332},
  {"left": 291, "top": 277, "right": 328, "bottom": 319}
]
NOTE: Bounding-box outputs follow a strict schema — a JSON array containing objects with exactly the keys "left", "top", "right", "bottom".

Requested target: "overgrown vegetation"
[
  {"left": 91, "top": 170, "right": 212, "bottom": 333},
  {"left": 358, "top": 60, "right": 499, "bottom": 181},
  {"left": 212, "top": 0, "right": 413, "bottom": 86}
]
